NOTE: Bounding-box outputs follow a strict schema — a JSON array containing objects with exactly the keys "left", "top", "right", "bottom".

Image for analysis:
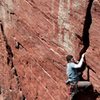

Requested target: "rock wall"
[{"left": 0, "top": 0, "right": 100, "bottom": 100}]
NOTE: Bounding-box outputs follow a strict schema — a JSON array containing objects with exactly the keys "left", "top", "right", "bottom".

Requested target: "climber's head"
[{"left": 66, "top": 55, "right": 74, "bottom": 63}]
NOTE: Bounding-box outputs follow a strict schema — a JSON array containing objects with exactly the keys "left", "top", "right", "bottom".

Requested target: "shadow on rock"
[{"left": 73, "top": 90, "right": 100, "bottom": 100}]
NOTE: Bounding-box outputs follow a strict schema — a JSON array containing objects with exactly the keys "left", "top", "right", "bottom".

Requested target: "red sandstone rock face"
[{"left": 0, "top": 0, "right": 100, "bottom": 100}]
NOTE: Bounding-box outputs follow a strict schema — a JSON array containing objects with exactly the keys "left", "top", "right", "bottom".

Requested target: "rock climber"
[{"left": 66, "top": 53, "right": 93, "bottom": 100}]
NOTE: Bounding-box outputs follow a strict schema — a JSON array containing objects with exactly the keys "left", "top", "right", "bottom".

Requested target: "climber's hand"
[{"left": 82, "top": 53, "right": 85, "bottom": 58}]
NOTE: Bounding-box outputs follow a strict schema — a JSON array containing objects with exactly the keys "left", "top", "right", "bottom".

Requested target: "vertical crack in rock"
[
  {"left": 0, "top": 1, "right": 26, "bottom": 99},
  {"left": 0, "top": 22, "right": 14, "bottom": 68},
  {"left": 0, "top": 21, "right": 20, "bottom": 92},
  {"left": 80, "top": 0, "right": 94, "bottom": 55},
  {"left": 79, "top": 0, "right": 94, "bottom": 81},
  {"left": 0, "top": 21, "right": 26, "bottom": 99}
]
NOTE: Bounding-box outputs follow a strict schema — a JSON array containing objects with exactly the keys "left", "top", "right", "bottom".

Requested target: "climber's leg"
[{"left": 77, "top": 81, "right": 93, "bottom": 91}]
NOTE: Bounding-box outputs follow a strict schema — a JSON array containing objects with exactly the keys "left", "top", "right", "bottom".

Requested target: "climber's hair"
[{"left": 66, "top": 55, "right": 73, "bottom": 63}]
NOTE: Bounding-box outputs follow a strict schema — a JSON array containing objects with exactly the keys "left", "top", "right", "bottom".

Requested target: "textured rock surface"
[{"left": 0, "top": 0, "right": 100, "bottom": 100}]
